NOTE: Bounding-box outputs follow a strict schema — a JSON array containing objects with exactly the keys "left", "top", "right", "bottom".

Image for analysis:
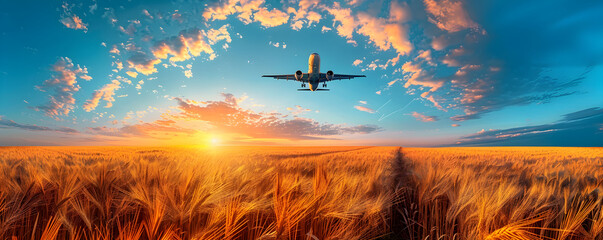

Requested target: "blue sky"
[{"left": 1, "top": 0, "right": 602, "bottom": 146}]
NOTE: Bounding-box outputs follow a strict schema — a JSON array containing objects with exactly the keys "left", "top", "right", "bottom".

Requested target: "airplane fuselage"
[{"left": 308, "top": 53, "right": 320, "bottom": 91}]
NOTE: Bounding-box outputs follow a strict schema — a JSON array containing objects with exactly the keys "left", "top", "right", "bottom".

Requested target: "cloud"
[
  {"left": 415, "top": 0, "right": 600, "bottom": 122},
  {"left": 453, "top": 107, "right": 603, "bottom": 146},
  {"left": 202, "top": 0, "right": 263, "bottom": 23},
  {"left": 562, "top": 107, "right": 603, "bottom": 121},
  {"left": 184, "top": 70, "right": 193, "bottom": 78},
  {"left": 399, "top": 61, "right": 444, "bottom": 110},
  {"left": 323, "top": 2, "right": 412, "bottom": 57},
  {"left": 254, "top": 8, "right": 290, "bottom": 27},
  {"left": 354, "top": 105, "right": 375, "bottom": 113},
  {"left": 451, "top": 124, "right": 460, "bottom": 127},
  {"left": 34, "top": 57, "right": 92, "bottom": 118},
  {"left": 151, "top": 25, "right": 231, "bottom": 63},
  {"left": 412, "top": 112, "right": 439, "bottom": 122},
  {"left": 449, "top": 73, "right": 585, "bottom": 122},
  {"left": 203, "top": 0, "right": 412, "bottom": 61},
  {"left": 323, "top": 2, "right": 357, "bottom": 39},
  {"left": 321, "top": 26, "right": 332, "bottom": 32},
  {"left": 60, "top": 15, "right": 88, "bottom": 32},
  {"left": 203, "top": 0, "right": 295, "bottom": 28},
  {"left": 109, "top": 45, "right": 120, "bottom": 55},
  {"left": 126, "top": 71, "right": 138, "bottom": 78},
  {"left": 59, "top": 3, "right": 88, "bottom": 32},
  {"left": 288, "top": 0, "right": 321, "bottom": 30},
  {"left": 83, "top": 80, "right": 121, "bottom": 112},
  {"left": 356, "top": 12, "right": 409, "bottom": 53},
  {"left": 431, "top": 35, "right": 450, "bottom": 51},
  {"left": 353, "top": 59, "right": 363, "bottom": 66},
  {"left": 127, "top": 51, "right": 161, "bottom": 75},
  {"left": 423, "top": 0, "right": 480, "bottom": 33},
  {"left": 173, "top": 93, "right": 380, "bottom": 140},
  {"left": 415, "top": 50, "right": 434, "bottom": 65},
  {"left": 87, "top": 120, "right": 196, "bottom": 138},
  {"left": 287, "top": 105, "right": 311, "bottom": 115},
  {"left": 0, "top": 116, "right": 78, "bottom": 134}
]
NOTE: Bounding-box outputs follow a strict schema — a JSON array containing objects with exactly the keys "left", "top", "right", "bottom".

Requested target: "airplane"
[{"left": 262, "top": 53, "right": 366, "bottom": 91}]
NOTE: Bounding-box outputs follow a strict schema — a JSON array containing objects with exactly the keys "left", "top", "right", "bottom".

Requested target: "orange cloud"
[
  {"left": 126, "top": 71, "right": 138, "bottom": 78},
  {"left": 87, "top": 120, "right": 196, "bottom": 138},
  {"left": 389, "top": 1, "right": 409, "bottom": 23},
  {"left": 325, "top": 3, "right": 411, "bottom": 57},
  {"left": 412, "top": 112, "right": 439, "bottom": 122},
  {"left": 127, "top": 52, "right": 161, "bottom": 75},
  {"left": 415, "top": 50, "right": 434, "bottom": 65},
  {"left": 356, "top": 13, "right": 410, "bottom": 54},
  {"left": 401, "top": 61, "right": 443, "bottom": 93},
  {"left": 431, "top": 35, "right": 449, "bottom": 51},
  {"left": 203, "top": 0, "right": 263, "bottom": 23},
  {"left": 323, "top": 2, "right": 357, "bottom": 39},
  {"left": 61, "top": 15, "right": 87, "bottom": 31},
  {"left": 83, "top": 80, "right": 121, "bottom": 112},
  {"left": 206, "top": 25, "right": 233, "bottom": 45},
  {"left": 399, "top": 61, "right": 445, "bottom": 110},
  {"left": 254, "top": 8, "right": 289, "bottom": 27},
  {"left": 354, "top": 105, "right": 375, "bottom": 113},
  {"left": 173, "top": 93, "right": 380, "bottom": 140},
  {"left": 151, "top": 25, "right": 231, "bottom": 63},
  {"left": 109, "top": 45, "right": 120, "bottom": 55},
  {"left": 287, "top": 105, "right": 311, "bottom": 115},
  {"left": 203, "top": 0, "right": 294, "bottom": 28},
  {"left": 425, "top": 95, "right": 444, "bottom": 111},
  {"left": 288, "top": 0, "right": 321, "bottom": 30},
  {"left": 423, "top": 0, "right": 480, "bottom": 33},
  {"left": 35, "top": 57, "right": 92, "bottom": 118},
  {"left": 59, "top": 3, "right": 88, "bottom": 32}
]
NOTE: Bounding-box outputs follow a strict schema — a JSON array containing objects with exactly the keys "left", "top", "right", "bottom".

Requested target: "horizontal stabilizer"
[
  {"left": 297, "top": 89, "right": 330, "bottom": 91},
  {"left": 297, "top": 89, "right": 312, "bottom": 91}
]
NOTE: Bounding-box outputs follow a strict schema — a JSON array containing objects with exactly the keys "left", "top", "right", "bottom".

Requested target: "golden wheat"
[
  {"left": 394, "top": 147, "right": 603, "bottom": 240},
  {"left": 0, "top": 146, "right": 396, "bottom": 239},
  {"left": 0, "top": 146, "right": 601, "bottom": 239}
]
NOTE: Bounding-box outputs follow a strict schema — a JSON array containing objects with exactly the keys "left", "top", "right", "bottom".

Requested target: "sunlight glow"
[{"left": 210, "top": 137, "right": 221, "bottom": 146}]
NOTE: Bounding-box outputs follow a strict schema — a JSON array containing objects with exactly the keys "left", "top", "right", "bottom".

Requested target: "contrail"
[
  {"left": 375, "top": 99, "right": 392, "bottom": 113},
  {"left": 378, "top": 98, "right": 417, "bottom": 121}
]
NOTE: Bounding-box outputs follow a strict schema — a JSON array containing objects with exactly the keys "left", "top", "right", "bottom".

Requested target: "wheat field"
[
  {"left": 0, "top": 146, "right": 601, "bottom": 239},
  {"left": 395, "top": 147, "right": 603, "bottom": 240}
]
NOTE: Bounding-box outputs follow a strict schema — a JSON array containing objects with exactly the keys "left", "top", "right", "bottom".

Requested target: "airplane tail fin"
[{"left": 297, "top": 89, "right": 330, "bottom": 91}]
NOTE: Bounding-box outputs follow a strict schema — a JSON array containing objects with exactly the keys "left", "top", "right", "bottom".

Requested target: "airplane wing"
[
  {"left": 319, "top": 73, "right": 366, "bottom": 82},
  {"left": 262, "top": 74, "right": 307, "bottom": 82}
]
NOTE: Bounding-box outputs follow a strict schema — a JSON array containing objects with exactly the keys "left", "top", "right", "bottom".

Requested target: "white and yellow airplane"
[{"left": 262, "top": 53, "right": 366, "bottom": 91}]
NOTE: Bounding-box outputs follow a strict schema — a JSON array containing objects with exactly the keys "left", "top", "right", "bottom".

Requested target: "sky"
[{"left": 1, "top": 0, "right": 602, "bottom": 147}]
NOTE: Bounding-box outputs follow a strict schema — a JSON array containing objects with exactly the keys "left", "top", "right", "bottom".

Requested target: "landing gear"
[
  {"left": 301, "top": 83, "right": 306, "bottom": 87},
  {"left": 322, "top": 83, "right": 327, "bottom": 87}
]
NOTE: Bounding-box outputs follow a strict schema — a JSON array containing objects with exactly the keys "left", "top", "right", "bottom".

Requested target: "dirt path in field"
[{"left": 387, "top": 147, "right": 415, "bottom": 239}]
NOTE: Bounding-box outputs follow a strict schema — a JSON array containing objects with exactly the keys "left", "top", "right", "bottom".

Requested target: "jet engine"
[
  {"left": 326, "top": 70, "right": 334, "bottom": 80},
  {"left": 295, "top": 70, "right": 303, "bottom": 81}
]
